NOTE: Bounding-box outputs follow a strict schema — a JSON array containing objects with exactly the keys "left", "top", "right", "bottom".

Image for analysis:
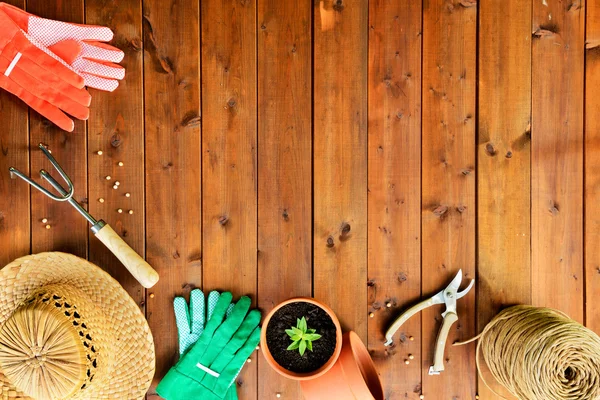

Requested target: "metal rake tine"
[
  {"left": 41, "top": 170, "right": 97, "bottom": 225},
  {"left": 8, "top": 143, "right": 74, "bottom": 202}
]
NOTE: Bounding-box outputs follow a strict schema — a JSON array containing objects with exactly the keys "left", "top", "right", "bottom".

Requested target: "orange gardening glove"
[
  {"left": 0, "top": 2, "right": 125, "bottom": 92},
  {"left": 0, "top": 7, "right": 90, "bottom": 132}
]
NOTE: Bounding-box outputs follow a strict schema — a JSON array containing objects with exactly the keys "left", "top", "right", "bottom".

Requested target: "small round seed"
[
  {"left": 276, "top": 394, "right": 281, "bottom": 398},
  {"left": 246, "top": 358, "right": 252, "bottom": 363},
  {"left": 409, "top": 336, "right": 415, "bottom": 341},
  {"left": 409, "top": 354, "right": 414, "bottom": 360},
  {"left": 149, "top": 293, "right": 155, "bottom": 299},
  {"left": 113, "top": 185, "right": 118, "bottom": 190},
  {"left": 45, "top": 224, "right": 51, "bottom": 229},
  {"left": 404, "top": 360, "right": 410, "bottom": 365},
  {"left": 96, "top": 150, "right": 103, "bottom": 155},
  {"left": 105, "top": 176, "right": 111, "bottom": 180},
  {"left": 128, "top": 210, "right": 134, "bottom": 215},
  {"left": 118, "top": 161, "right": 124, "bottom": 167},
  {"left": 369, "top": 312, "right": 375, "bottom": 318},
  {"left": 117, "top": 209, "right": 123, "bottom": 214},
  {"left": 420, "top": 396, "right": 424, "bottom": 400},
  {"left": 386, "top": 302, "right": 392, "bottom": 308},
  {"left": 98, "top": 198, "right": 105, "bottom": 203},
  {"left": 115, "top": 181, "right": 120, "bottom": 186},
  {"left": 41, "top": 218, "right": 48, "bottom": 224},
  {"left": 125, "top": 192, "right": 131, "bottom": 198}
]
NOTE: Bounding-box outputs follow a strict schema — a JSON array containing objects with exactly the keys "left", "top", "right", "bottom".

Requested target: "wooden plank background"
[{"left": 0, "top": 0, "right": 595, "bottom": 399}]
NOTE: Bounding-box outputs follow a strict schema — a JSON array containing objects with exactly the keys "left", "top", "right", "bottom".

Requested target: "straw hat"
[{"left": 0, "top": 252, "right": 155, "bottom": 400}]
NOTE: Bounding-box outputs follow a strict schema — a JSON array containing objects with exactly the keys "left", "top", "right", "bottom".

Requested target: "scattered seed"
[
  {"left": 98, "top": 198, "right": 105, "bottom": 203},
  {"left": 115, "top": 181, "right": 120, "bottom": 186},
  {"left": 117, "top": 209, "right": 123, "bottom": 214},
  {"left": 96, "top": 150, "right": 103, "bottom": 155},
  {"left": 128, "top": 210, "right": 134, "bottom": 215},
  {"left": 125, "top": 192, "right": 131, "bottom": 197},
  {"left": 409, "top": 354, "right": 414, "bottom": 360},
  {"left": 369, "top": 312, "right": 375, "bottom": 318},
  {"left": 149, "top": 293, "right": 155, "bottom": 299},
  {"left": 113, "top": 185, "right": 118, "bottom": 190},
  {"left": 276, "top": 394, "right": 281, "bottom": 398},
  {"left": 256, "top": 346, "right": 260, "bottom": 350},
  {"left": 386, "top": 302, "right": 392, "bottom": 308},
  {"left": 118, "top": 161, "right": 124, "bottom": 167},
  {"left": 420, "top": 396, "right": 424, "bottom": 400},
  {"left": 409, "top": 336, "right": 415, "bottom": 341},
  {"left": 41, "top": 218, "right": 48, "bottom": 224},
  {"left": 246, "top": 358, "right": 252, "bottom": 363},
  {"left": 404, "top": 360, "right": 410, "bottom": 365},
  {"left": 45, "top": 224, "right": 51, "bottom": 229},
  {"left": 105, "top": 176, "right": 111, "bottom": 181}
]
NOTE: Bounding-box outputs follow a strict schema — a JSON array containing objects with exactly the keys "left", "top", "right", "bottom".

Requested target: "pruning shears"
[{"left": 384, "top": 269, "right": 474, "bottom": 375}]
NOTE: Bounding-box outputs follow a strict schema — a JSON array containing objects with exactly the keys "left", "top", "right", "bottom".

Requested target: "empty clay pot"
[
  {"left": 260, "top": 297, "right": 343, "bottom": 380},
  {"left": 300, "top": 331, "right": 384, "bottom": 400}
]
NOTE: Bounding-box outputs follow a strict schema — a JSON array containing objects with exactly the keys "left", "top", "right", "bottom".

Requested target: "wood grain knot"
[
  {"left": 333, "top": 0, "right": 344, "bottom": 12},
  {"left": 218, "top": 215, "right": 229, "bottom": 226},
  {"left": 485, "top": 143, "right": 497, "bottom": 156},
  {"left": 433, "top": 205, "right": 449, "bottom": 218},
  {"left": 326, "top": 236, "right": 335, "bottom": 248}
]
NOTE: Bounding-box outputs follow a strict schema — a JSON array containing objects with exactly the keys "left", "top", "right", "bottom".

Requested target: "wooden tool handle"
[
  {"left": 95, "top": 224, "right": 159, "bottom": 288},
  {"left": 430, "top": 312, "right": 458, "bottom": 375},
  {"left": 384, "top": 297, "right": 436, "bottom": 345}
]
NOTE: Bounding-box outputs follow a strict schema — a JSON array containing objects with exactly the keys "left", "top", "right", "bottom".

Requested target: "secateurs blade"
[
  {"left": 9, "top": 143, "right": 159, "bottom": 288},
  {"left": 384, "top": 269, "right": 474, "bottom": 375}
]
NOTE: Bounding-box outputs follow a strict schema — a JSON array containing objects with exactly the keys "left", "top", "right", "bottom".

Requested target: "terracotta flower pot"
[
  {"left": 260, "top": 297, "right": 343, "bottom": 380},
  {"left": 300, "top": 331, "right": 384, "bottom": 400}
]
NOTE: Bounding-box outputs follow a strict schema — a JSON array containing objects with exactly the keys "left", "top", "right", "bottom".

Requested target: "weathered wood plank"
[
  {"left": 28, "top": 0, "right": 88, "bottom": 259},
  {"left": 421, "top": 0, "right": 477, "bottom": 398},
  {"left": 532, "top": 0, "right": 584, "bottom": 321},
  {"left": 0, "top": 0, "right": 29, "bottom": 268},
  {"left": 586, "top": 0, "right": 600, "bottom": 333},
  {"left": 367, "top": 1, "right": 422, "bottom": 398},
  {"left": 201, "top": 0, "right": 258, "bottom": 398},
  {"left": 477, "top": 0, "right": 532, "bottom": 398},
  {"left": 313, "top": 0, "right": 368, "bottom": 340},
  {"left": 143, "top": 0, "right": 201, "bottom": 395},
  {"left": 257, "top": 0, "right": 311, "bottom": 398},
  {"left": 86, "top": 0, "right": 145, "bottom": 304}
]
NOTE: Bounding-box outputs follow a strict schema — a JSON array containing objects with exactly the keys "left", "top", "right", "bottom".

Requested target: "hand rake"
[{"left": 9, "top": 143, "right": 159, "bottom": 288}]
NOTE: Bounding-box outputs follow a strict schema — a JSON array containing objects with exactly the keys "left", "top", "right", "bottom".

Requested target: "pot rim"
[{"left": 260, "top": 297, "right": 343, "bottom": 381}]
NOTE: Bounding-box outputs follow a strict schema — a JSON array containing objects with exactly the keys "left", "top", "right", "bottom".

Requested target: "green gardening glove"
[
  {"left": 157, "top": 292, "right": 260, "bottom": 400},
  {"left": 168, "top": 289, "right": 238, "bottom": 400}
]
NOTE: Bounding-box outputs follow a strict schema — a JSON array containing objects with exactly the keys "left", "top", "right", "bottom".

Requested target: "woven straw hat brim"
[{"left": 0, "top": 252, "right": 155, "bottom": 400}]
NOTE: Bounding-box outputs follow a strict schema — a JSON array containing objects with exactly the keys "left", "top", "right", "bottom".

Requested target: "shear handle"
[
  {"left": 429, "top": 312, "right": 458, "bottom": 375},
  {"left": 384, "top": 297, "right": 438, "bottom": 346}
]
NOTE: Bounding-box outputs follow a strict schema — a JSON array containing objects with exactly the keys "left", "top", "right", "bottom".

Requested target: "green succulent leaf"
[
  {"left": 292, "top": 334, "right": 302, "bottom": 341},
  {"left": 287, "top": 340, "right": 301, "bottom": 351},
  {"left": 307, "top": 340, "right": 313, "bottom": 352},
  {"left": 298, "top": 317, "right": 308, "bottom": 332},
  {"left": 299, "top": 339, "right": 307, "bottom": 356},
  {"left": 307, "top": 328, "right": 316, "bottom": 334},
  {"left": 303, "top": 333, "right": 322, "bottom": 341},
  {"left": 285, "top": 329, "right": 296, "bottom": 338},
  {"left": 291, "top": 327, "right": 303, "bottom": 336}
]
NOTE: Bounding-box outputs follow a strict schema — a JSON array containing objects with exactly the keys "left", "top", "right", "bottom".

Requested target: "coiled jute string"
[{"left": 458, "top": 305, "right": 600, "bottom": 400}]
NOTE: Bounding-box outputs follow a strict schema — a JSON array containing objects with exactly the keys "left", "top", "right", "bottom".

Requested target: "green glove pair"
[{"left": 157, "top": 290, "right": 261, "bottom": 400}]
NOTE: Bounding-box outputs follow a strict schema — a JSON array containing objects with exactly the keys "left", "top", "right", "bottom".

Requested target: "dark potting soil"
[{"left": 266, "top": 302, "right": 337, "bottom": 373}]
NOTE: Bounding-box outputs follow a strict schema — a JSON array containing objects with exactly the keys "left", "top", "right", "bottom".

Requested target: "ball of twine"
[{"left": 464, "top": 305, "right": 600, "bottom": 400}]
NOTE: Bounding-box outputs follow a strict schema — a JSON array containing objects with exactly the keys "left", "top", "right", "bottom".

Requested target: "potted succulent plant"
[{"left": 260, "top": 297, "right": 343, "bottom": 380}]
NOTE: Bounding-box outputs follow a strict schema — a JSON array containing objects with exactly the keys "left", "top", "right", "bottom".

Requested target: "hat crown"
[{"left": 0, "top": 285, "right": 102, "bottom": 400}]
